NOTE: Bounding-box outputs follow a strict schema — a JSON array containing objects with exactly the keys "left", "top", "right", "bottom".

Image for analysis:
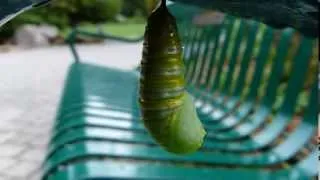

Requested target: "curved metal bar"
[{"left": 65, "top": 28, "right": 144, "bottom": 63}]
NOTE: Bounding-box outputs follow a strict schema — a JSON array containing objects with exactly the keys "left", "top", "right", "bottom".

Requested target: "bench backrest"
[{"left": 170, "top": 5, "right": 318, "bottom": 121}]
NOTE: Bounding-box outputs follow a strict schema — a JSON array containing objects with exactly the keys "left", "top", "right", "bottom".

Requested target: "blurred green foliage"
[
  {"left": 0, "top": 0, "right": 127, "bottom": 39},
  {"left": 59, "top": 0, "right": 124, "bottom": 24},
  {"left": 122, "top": 0, "right": 159, "bottom": 17},
  {"left": 0, "top": 0, "right": 160, "bottom": 40}
]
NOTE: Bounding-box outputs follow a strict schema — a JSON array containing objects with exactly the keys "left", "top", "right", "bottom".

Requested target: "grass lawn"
[{"left": 62, "top": 22, "right": 146, "bottom": 40}]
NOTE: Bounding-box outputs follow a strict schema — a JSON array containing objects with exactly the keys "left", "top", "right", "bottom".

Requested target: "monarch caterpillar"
[{"left": 139, "top": 0, "right": 206, "bottom": 154}]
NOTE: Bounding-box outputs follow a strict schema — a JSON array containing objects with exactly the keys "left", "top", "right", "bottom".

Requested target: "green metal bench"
[{"left": 42, "top": 3, "right": 318, "bottom": 180}]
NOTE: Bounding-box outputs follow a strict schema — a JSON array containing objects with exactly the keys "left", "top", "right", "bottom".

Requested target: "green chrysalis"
[{"left": 139, "top": 0, "right": 206, "bottom": 154}]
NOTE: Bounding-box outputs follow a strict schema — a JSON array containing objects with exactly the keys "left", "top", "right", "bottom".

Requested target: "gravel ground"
[{"left": 0, "top": 42, "right": 142, "bottom": 180}]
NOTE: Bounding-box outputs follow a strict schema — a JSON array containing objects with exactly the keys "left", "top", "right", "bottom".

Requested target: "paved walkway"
[{"left": 0, "top": 42, "right": 142, "bottom": 180}]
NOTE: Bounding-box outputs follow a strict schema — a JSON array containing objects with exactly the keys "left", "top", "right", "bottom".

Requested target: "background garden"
[{"left": 0, "top": 0, "right": 160, "bottom": 43}]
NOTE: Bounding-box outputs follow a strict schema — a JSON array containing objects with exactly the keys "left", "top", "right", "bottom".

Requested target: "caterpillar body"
[{"left": 139, "top": 0, "right": 206, "bottom": 154}]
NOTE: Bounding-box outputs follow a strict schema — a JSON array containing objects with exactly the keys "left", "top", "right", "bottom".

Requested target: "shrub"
[
  {"left": 0, "top": 0, "right": 124, "bottom": 39},
  {"left": 122, "top": 0, "right": 159, "bottom": 17},
  {"left": 61, "top": 0, "right": 124, "bottom": 24}
]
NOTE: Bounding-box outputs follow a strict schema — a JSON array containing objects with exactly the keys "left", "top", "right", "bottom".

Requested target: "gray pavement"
[{"left": 0, "top": 42, "right": 142, "bottom": 180}]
